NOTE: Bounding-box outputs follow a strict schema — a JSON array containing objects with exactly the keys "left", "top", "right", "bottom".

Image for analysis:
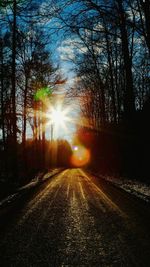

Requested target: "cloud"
[
  {"left": 57, "top": 37, "right": 88, "bottom": 61},
  {"left": 58, "top": 45, "right": 75, "bottom": 60}
]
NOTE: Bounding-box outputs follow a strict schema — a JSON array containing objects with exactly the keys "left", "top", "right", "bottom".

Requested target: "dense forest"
[{"left": 0, "top": 0, "right": 150, "bottom": 193}]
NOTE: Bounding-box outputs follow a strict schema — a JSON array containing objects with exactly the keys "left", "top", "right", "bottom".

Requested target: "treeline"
[
  {"left": 1, "top": 138, "right": 72, "bottom": 181},
  {"left": 53, "top": 0, "right": 150, "bottom": 125},
  {"left": 20, "top": 139, "right": 72, "bottom": 180},
  {"left": 76, "top": 110, "right": 150, "bottom": 183},
  {"left": 0, "top": 138, "right": 72, "bottom": 200}
]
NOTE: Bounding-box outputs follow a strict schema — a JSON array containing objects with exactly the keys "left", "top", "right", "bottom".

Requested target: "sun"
[
  {"left": 46, "top": 104, "right": 71, "bottom": 131},
  {"left": 45, "top": 104, "right": 75, "bottom": 140},
  {"left": 50, "top": 106, "right": 68, "bottom": 126}
]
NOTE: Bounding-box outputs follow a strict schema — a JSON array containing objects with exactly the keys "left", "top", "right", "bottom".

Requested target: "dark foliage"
[
  {"left": 76, "top": 99, "right": 150, "bottom": 184},
  {"left": 0, "top": 139, "right": 72, "bottom": 194}
]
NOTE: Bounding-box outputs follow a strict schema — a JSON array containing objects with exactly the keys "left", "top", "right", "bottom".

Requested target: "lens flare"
[
  {"left": 34, "top": 87, "right": 52, "bottom": 101},
  {"left": 71, "top": 145, "right": 90, "bottom": 167}
]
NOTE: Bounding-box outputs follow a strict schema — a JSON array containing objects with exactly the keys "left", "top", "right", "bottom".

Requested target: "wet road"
[{"left": 0, "top": 168, "right": 150, "bottom": 266}]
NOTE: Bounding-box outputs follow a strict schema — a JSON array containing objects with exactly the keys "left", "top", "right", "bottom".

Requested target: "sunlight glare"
[
  {"left": 46, "top": 105, "right": 72, "bottom": 140},
  {"left": 51, "top": 107, "right": 67, "bottom": 126}
]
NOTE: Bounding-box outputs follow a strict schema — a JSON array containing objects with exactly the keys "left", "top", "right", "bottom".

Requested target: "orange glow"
[{"left": 71, "top": 145, "right": 90, "bottom": 167}]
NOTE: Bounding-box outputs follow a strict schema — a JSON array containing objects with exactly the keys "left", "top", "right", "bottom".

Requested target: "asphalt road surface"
[{"left": 0, "top": 168, "right": 150, "bottom": 266}]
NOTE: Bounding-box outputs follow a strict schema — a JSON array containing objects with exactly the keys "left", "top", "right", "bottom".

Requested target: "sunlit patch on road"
[
  {"left": 79, "top": 169, "right": 127, "bottom": 218},
  {"left": 18, "top": 170, "right": 68, "bottom": 225},
  {"left": 78, "top": 182, "right": 85, "bottom": 200}
]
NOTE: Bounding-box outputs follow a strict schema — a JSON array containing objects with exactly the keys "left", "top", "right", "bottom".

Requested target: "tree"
[{"left": 51, "top": 0, "right": 149, "bottom": 128}]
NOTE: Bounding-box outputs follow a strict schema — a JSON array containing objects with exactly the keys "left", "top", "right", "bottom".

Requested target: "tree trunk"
[
  {"left": 117, "top": 0, "right": 135, "bottom": 120},
  {"left": 22, "top": 76, "right": 28, "bottom": 145},
  {"left": 0, "top": 39, "right": 7, "bottom": 174},
  {"left": 92, "top": 50, "right": 106, "bottom": 125},
  {"left": 140, "top": 0, "right": 150, "bottom": 56},
  {"left": 22, "top": 75, "right": 28, "bottom": 171},
  {"left": 42, "top": 103, "right": 46, "bottom": 169},
  {"left": 104, "top": 27, "right": 117, "bottom": 123},
  {"left": 11, "top": 0, "right": 18, "bottom": 178},
  {"left": 0, "top": 40, "right": 5, "bottom": 150},
  {"left": 33, "top": 101, "right": 38, "bottom": 170}
]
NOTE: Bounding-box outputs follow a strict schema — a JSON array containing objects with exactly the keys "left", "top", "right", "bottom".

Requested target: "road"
[{"left": 0, "top": 168, "right": 150, "bottom": 266}]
